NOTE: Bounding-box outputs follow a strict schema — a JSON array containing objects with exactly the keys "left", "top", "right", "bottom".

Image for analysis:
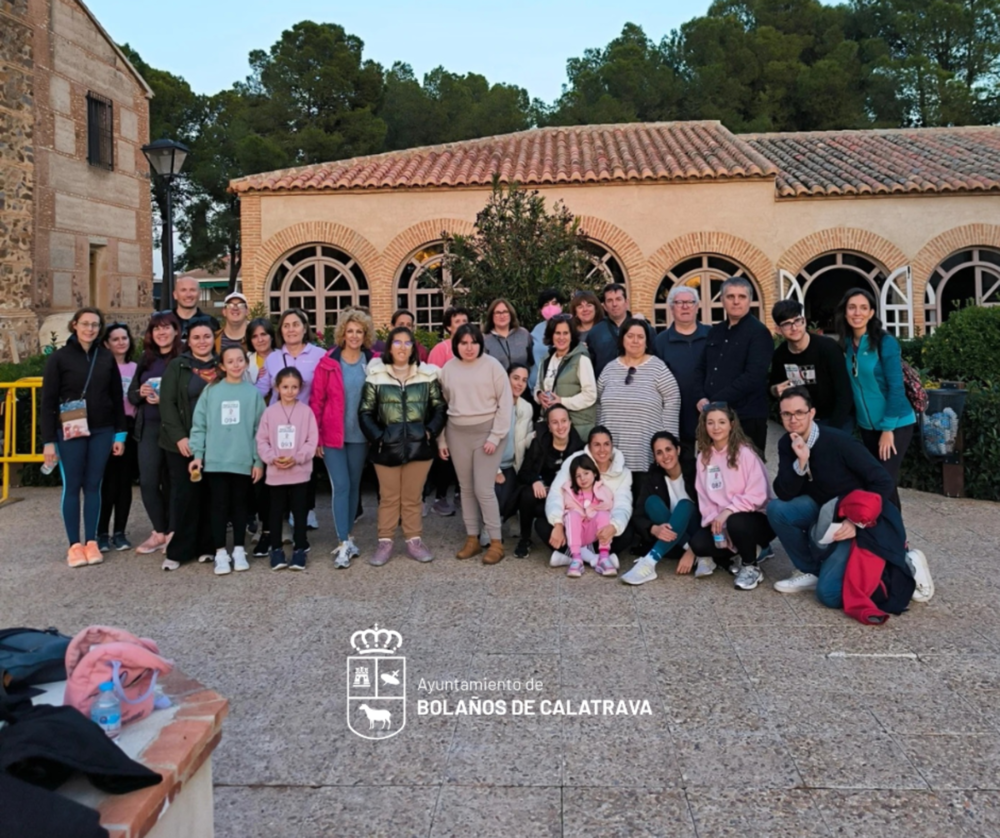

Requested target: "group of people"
[{"left": 40, "top": 275, "right": 932, "bottom": 615}]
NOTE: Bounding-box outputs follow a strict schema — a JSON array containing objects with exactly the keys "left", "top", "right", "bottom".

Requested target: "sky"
[{"left": 87, "top": 0, "right": 713, "bottom": 104}]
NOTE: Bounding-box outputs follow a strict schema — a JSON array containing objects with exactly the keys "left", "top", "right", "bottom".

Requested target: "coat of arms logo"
[{"left": 346, "top": 624, "right": 405, "bottom": 740}]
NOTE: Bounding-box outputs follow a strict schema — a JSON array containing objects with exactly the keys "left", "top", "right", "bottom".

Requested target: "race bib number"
[
  {"left": 277, "top": 424, "right": 296, "bottom": 450},
  {"left": 784, "top": 364, "right": 816, "bottom": 386},
  {"left": 707, "top": 465, "right": 724, "bottom": 492},
  {"left": 221, "top": 400, "right": 240, "bottom": 426}
]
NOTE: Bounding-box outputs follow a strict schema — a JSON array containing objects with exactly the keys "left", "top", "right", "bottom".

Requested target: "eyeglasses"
[
  {"left": 778, "top": 316, "right": 806, "bottom": 330},
  {"left": 701, "top": 401, "right": 728, "bottom": 412},
  {"left": 779, "top": 410, "right": 811, "bottom": 421},
  {"left": 672, "top": 300, "right": 697, "bottom": 308},
  {"left": 77, "top": 321, "right": 101, "bottom": 329},
  {"left": 625, "top": 367, "right": 637, "bottom": 385},
  {"left": 392, "top": 339, "right": 414, "bottom": 348},
  {"left": 226, "top": 302, "right": 247, "bottom": 310}
]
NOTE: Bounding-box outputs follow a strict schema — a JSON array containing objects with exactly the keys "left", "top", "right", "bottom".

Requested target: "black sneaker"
[
  {"left": 97, "top": 534, "right": 111, "bottom": 553},
  {"left": 253, "top": 532, "right": 272, "bottom": 558},
  {"left": 270, "top": 548, "right": 288, "bottom": 571},
  {"left": 290, "top": 548, "right": 307, "bottom": 570},
  {"left": 111, "top": 532, "right": 132, "bottom": 551},
  {"left": 514, "top": 538, "right": 532, "bottom": 559}
]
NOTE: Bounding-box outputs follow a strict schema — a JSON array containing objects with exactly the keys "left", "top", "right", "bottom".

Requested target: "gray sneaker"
[
  {"left": 333, "top": 541, "right": 352, "bottom": 569},
  {"left": 370, "top": 539, "right": 393, "bottom": 566},
  {"left": 734, "top": 564, "right": 764, "bottom": 591},
  {"left": 432, "top": 498, "right": 455, "bottom": 516},
  {"left": 405, "top": 537, "right": 433, "bottom": 562}
]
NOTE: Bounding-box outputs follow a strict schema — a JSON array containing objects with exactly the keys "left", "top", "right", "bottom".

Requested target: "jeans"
[
  {"left": 643, "top": 496, "right": 697, "bottom": 561},
  {"left": 766, "top": 495, "right": 849, "bottom": 608},
  {"left": 323, "top": 442, "right": 368, "bottom": 542},
  {"left": 56, "top": 426, "right": 115, "bottom": 545}
]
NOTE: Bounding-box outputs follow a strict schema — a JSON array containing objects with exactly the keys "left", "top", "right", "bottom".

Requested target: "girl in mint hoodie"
[
  {"left": 189, "top": 346, "right": 265, "bottom": 576},
  {"left": 692, "top": 404, "right": 774, "bottom": 592}
]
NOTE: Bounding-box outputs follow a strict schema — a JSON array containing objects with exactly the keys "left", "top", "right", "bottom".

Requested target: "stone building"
[
  {"left": 230, "top": 121, "right": 1000, "bottom": 340},
  {"left": 0, "top": 0, "right": 153, "bottom": 362}
]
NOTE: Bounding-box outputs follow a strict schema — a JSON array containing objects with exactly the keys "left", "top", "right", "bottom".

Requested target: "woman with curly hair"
[
  {"left": 691, "top": 403, "right": 774, "bottom": 591},
  {"left": 311, "top": 308, "right": 375, "bottom": 567}
]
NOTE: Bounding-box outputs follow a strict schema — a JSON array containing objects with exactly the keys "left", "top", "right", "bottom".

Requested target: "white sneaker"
[
  {"left": 906, "top": 549, "right": 934, "bottom": 602},
  {"left": 347, "top": 537, "right": 360, "bottom": 558},
  {"left": 161, "top": 558, "right": 180, "bottom": 571},
  {"left": 197, "top": 553, "right": 213, "bottom": 563},
  {"left": 333, "top": 541, "right": 352, "bottom": 569},
  {"left": 773, "top": 570, "right": 819, "bottom": 593},
  {"left": 306, "top": 510, "right": 319, "bottom": 530},
  {"left": 580, "top": 545, "right": 620, "bottom": 570},
  {"left": 694, "top": 557, "right": 717, "bottom": 578},
  {"left": 549, "top": 550, "right": 571, "bottom": 568},
  {"left": 214, "top": 551, "right": 232, "bottom": 576},
  {"left": 621, "top": 554, "right": 658, "bottom": 586},
  {"left": 734, "top": 564, "right": 764, "bottom": 591},
  {"left": 232, "top": 547, "right": 249, "bottom": 572}
]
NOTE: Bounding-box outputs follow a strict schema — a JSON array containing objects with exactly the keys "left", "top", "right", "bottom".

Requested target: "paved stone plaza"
[{"left": 2, "top": 431, "right": 999, "bottom": 837}]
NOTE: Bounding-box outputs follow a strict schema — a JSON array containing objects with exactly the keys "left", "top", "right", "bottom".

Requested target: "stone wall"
[{"left": 0, "top": 0, "right": 37, "bottom": 362}]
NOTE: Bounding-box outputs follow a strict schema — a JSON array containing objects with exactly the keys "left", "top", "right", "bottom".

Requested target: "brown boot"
[
  {"left": 483, "top": 539, "right": 504, "bottom": 565},
  {"left": 456, "top": 535, "right": 481, "bottom": 560}
]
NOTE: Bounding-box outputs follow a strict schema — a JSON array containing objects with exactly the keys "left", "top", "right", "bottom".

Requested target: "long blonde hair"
[{"left": 696, "top": 403, "right": 758, "bottom": 469}]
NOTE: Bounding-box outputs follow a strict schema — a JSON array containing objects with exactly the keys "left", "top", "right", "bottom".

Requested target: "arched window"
[
  {"left": 925, "top": 248, "right": 1000, "bottom": 332},
  {"left": 654, "top": 254, "right": 761, "bottom": 328},
  {"left": 268, "top": 244, "right": 370, "bottom": 332},
  {"left": 796, "top": 252, "right": 887, "bottom": 333},
  {"left": 582, "top": 240, "right": 627, "bottom": 289},
  {"left": 394, "top": 242, "right": 465, "bottom": 333}
]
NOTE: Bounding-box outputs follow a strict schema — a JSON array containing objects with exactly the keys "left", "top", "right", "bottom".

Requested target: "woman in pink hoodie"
[
  {"left": 560, "top": 455, "right": 616, "bottom": 579},
  {"left": 692, "top": 403, "right": 774, "bottom": 591}
]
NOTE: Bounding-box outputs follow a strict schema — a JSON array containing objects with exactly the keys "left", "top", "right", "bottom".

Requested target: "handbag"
[
  {"left": 63, "top": 626, "right": 173, "bottom": 727},
  {"left": 0, "top": 628, "right": 72, "bottom": 699},
  {"left": 58, "top": 348, "right": 99, "bottom": 439}
]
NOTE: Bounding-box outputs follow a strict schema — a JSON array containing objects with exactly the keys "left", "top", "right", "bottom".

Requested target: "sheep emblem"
[{"left": 347, "top": 624, "right": 406, "bottom": 739}]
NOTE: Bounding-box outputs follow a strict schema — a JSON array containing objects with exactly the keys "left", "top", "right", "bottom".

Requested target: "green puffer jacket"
[{"left": 359, "top": 359, "right": 447, "bottom": 466}]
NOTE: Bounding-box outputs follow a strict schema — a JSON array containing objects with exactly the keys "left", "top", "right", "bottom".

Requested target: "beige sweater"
[{"left": 438, "top": 354, "right": 513, "bottom": 447}]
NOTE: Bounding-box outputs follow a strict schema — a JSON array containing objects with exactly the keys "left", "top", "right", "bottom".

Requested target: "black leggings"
[
  {"left": 518, "top": 485, "right": 547, "bottom": 541},
  {"left": 689, "top": 511, "right": 774, "bottom": 566},
  {"left": 98, "top": 432, "right": 137, "bottom": 536},
  {"left": 860, "top": 424, "right": 914, "bottom": 510},
  {"left": 207, "top": 472, "right": 252, "bottom": 551},
  {"left": 269, "top": 482, "right": 309, "bottom": 551},
  {"left": 165, "top": 451, "right": 213, "bottom": 563}
]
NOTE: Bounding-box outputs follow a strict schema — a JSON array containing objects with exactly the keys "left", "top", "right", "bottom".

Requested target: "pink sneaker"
[
  {"left": 567, "top": 557, "right": 584, "bottom": 578},
  {"left": 405, "top": 537, "right": 433, "bottom": 563},
  {"left": 595, "top": 554, "right": 617, "bottom": 577},
  {"left": 369, "top": 539, "right": 393, "bottom": 567},
  {"left": 136, "top": 532, "right": 165, "bottom": 554}
]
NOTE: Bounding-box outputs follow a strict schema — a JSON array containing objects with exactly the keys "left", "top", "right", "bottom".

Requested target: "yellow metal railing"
[{"left": 1, "top": 377, "right": 44, "bottom": 505}]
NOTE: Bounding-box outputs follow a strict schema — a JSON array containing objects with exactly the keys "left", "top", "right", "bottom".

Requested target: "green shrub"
[
  {"left": 962, "top": 385, "right": 1000, "bottom": 501},
  {"left": 898, "top": 336, "right": 927, "bottom": 371},
  {"left": 923, "top": 307, "right": 1000, "bottom": 386}
]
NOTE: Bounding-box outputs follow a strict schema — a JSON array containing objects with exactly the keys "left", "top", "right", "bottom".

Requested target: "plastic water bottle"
[
  {"left": 41, "top": 462, "right": 57, "bottom": 476},
  {"left": 91, "top": 681, "right": 121, "bottom": 739}
]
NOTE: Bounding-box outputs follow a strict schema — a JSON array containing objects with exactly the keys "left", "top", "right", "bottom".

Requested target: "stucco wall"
[{"left": 243, "top": 178, "right": 1000, "bottom": 334}]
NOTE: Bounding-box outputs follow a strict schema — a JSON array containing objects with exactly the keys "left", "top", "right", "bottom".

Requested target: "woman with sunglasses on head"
[
  {"left": 834, "top": 288, "right": 915, "bottom": 510},
  {"left": 360, "top": 326, "right": 447, "bottom": 566},
  {"left": 597, "top": 317, "right": 680, "bottom": 497},
  {"left": 691, "top": 403, "right": 774, "bottom": 591},
  {"left": 311, "top": 308, "right": 375, "bottom": 567},
  {"left": 96, "top": 322, "right": 139, "bottom": 553},
  {"left": 535, "top": 314, "right": 597, "bottom": 439},
  {"left": 157, "top": 319, "right": 219, "bottom": 569},
  {"left": 41, "top": 307, "right": 127, "bottom": 567},
  {"left": 128, "top": 311, "right": 182, "bottom": 556}
]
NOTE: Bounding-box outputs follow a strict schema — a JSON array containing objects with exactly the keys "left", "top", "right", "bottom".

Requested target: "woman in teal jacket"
[{"left": 835, "top": 288, "right": 915, "bottom": 509}]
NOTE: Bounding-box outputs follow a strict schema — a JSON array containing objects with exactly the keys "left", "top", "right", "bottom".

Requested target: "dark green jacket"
[
  {"left": 359, "top": 359, "right": 447, "bottom": 466},
  {"left": 158, "top": 353, "right": 217, "bottom": 452}
]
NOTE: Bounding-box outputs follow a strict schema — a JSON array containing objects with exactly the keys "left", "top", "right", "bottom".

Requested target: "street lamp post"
[{"left": 141, "top": 138, "right": 189, "bottom": 309}]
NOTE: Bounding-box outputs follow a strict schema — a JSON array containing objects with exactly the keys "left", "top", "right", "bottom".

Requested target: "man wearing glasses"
[
  {"left": 215, "top": 292, "right": 251, "bottom": 354},
  {"left": 767, "top": 386, "right": 930, "bottom": 603},
  {"left": 654, "top": 285, "right": 709, "bottom": 472},
  {"left": 769, "top": 300, "right": 853, "bottom": 431}
]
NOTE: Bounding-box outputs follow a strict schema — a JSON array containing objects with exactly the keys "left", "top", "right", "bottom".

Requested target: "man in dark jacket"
[
  {"left": 768, "top": 299, "right": 853, "bottom": 431},
  {"left": 767, "top": 387, "right": 930, "bottom": 605},
  {"left": 172, "top": 277, "right": 220, "bottom": 337},
  {"left": 694, "top": 277, "right": 774, "bottom": 454},
  {"left": 655, "top": 284, "right": 709, "bottom": 473},
  {"left": 586, "top": 283, "right": 633, "bottom": 376}
]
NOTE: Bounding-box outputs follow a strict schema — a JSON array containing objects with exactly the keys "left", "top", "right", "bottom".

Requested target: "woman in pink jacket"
[{"left": 692, "top": 403, "right": 774, "bottom": 591}]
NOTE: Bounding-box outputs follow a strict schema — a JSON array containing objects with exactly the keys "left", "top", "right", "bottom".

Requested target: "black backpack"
[{"left": 0, "top": 628, "right": 72, "bottom": 697}]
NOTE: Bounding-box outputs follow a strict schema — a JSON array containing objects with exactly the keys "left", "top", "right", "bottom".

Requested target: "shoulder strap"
[{"left": 80, "top": 346, "right": 100, "bottom": 399}]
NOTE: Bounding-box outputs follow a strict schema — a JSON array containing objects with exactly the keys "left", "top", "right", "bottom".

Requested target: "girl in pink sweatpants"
[{"left": 560, "top": 455, "right": 616, "bottom": 578}]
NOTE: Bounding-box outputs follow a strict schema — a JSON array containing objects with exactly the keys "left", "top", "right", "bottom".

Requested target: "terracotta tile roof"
[
  {"left": 745, "top": 126, "right": 1000, "bottom": 197},
  {"left": 228, "top": 122, "right": 779, "bottom": 193}
]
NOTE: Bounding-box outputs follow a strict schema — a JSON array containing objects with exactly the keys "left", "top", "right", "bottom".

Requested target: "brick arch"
[
  {"left": 644, "top": 232, "right": 774, "bottom": 320},
  {"left": 246, "top": 221, "right": 382, "bottom": 304},
  {"left": 912, "top": 223, "right": 1000, "bottom": 291},
  {"left": 777, "top": 228, "right": 908, "bottom": 276},
  {"left": 575, "top": 215, "right": 647, "bottom": 294},
  {"left": 381, "top": 218, "right": 477, "bottom": 285}
]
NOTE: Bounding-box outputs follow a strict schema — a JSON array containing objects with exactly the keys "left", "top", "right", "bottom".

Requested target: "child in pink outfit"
[{"left": 560, "top": 455, "right": 616, "bottom": 578}]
